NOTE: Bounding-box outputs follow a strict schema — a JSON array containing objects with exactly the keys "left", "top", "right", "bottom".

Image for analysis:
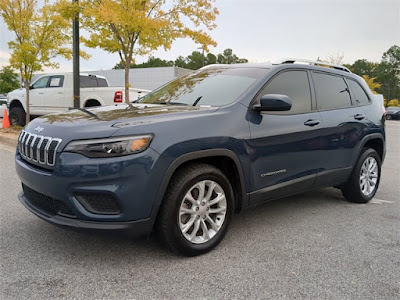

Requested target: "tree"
[
  {"left": 186, "top": 51, "right": 206, "bottom": 70},
  {"left": 348, "top": 59, "right": 377, "bottom": 77},
  {"left": 0, "top": 66, "right": 20, "bottom": 93},
  {"left": 174, "top": 56, "right": 188, "bottom": 68},
  {"left": 325, "top": 52, "right": 345, "bottom": 65},
  {"left": 113, "top": 61, "right": 135, "bottom": 69},
  {"left": 113, "top": 56, "right": 173, "bottom": 69},
  {"left": 206, "top": 53, "right": 217, "bottom": 65},
  {"left": 387, "top": 99, "right": 400, "bottom": 107},
  {"left": 362, "top": 75, "right": 381, "bottom": 94},
  {"left": 375, "top": 46, "right": 400, "bottom": 100},
  {"left": 0, "top": 0, "right": 73, "bottom": 124},
  {"left": 217, "top": 48, "right": 248, "bottom": 64},
  {"left": 81, "top": 0, "right": 219, "bottom": 103}
]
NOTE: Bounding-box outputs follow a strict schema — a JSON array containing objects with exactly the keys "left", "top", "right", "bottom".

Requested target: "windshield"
[{"left": 138, "top": 67, "right": 267, "bottom": 107}]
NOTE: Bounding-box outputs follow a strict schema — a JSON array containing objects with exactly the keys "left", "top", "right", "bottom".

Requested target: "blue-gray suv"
[{"left": 15, "top": 60, "right": 386, "bottom": 256}]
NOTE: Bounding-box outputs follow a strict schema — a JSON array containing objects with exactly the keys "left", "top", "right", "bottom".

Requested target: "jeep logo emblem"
[{"left": 34, "top": 126, "right": 44, "bottom": 133}]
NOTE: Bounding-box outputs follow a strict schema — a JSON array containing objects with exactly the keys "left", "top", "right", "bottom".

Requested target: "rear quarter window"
[
  {"left": 313, "top": 72, "right": 352, "bottom": 110},
  {"left": 97, "top": 78, "right": 108, "bottom": 87},
  {"left": 347, "top": 79, "right": 370, "bottom": 105}
]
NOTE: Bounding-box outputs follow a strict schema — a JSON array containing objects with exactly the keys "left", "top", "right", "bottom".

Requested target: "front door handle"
[
  {"left": 304, "top": 119, "right": 320, "bottom": 126},
  {"left": 354, "top": 114, "right": 365, "bottom": 120}
]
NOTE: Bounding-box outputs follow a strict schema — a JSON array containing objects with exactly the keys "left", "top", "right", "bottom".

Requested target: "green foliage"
[
  {"left": 346, "top": 45, "right": 400, "bottom": 104},
  {"left": 387, "top": 99, "right": 400, "bottom": 107},
  {"left": 112, "top": 48, "right": 248, "bottom": 70},
  {"left": 113, "top": 56, "right": 173, "bottom": 69},
  {"left": 73, "top": 0, "right": 219, "bottom": 102},
  {"left": 0, "top": 0, "right": 74, "bottom": 123},
  {"left": 0, "top": 66, "right": 20, "bottom": 93}
]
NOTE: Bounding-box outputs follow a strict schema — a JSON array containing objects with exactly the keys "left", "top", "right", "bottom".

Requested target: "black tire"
[
  {"left": 386, "top": 115, "right": 392, "bottom": 120},
  {"left": 341, "top": 148, "right": 381, "bottom": 203},
  {"left": 157, "top": 163, "right": 234, "bottom": 256},
  {"left": 9, "top": 107, "right": 26, "bottom": 126}
]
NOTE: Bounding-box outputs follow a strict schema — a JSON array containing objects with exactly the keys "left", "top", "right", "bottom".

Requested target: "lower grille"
[
  {"left": 22, "top": 184, "right": 75, "bottom": 217},
  {"left": 75, "top": 193, "right": 121, "bottom": 215}
]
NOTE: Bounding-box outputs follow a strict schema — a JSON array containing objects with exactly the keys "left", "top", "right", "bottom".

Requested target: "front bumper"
[
  {"left": 15, "top": 147, "right": 167, "bottom": 235},
  {"left": 19, "top": 192, "right": 152, "bottom": 237}
]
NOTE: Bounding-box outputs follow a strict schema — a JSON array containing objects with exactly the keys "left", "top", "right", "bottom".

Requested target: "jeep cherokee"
[{"left": 15, "top": 59, "right": 386, "bottom": 256}]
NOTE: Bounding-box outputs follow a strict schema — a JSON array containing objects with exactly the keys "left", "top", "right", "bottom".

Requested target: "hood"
[{"left": 24, "top": 103, "right": 218, "bottom": 140}]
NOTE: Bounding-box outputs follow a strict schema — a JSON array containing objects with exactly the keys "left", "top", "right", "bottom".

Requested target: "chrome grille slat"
[{"left": 18, "top": 130, "right": 62, "bottom": 167}]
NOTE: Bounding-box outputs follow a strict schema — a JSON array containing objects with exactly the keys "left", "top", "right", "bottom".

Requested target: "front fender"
[{"left": 146, "top": 147, "right": 248, "bottom": 231}]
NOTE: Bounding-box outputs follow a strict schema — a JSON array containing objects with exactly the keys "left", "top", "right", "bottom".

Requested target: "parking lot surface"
[{"left": 0, "top": 122, "right": 399, "bottom": 299}]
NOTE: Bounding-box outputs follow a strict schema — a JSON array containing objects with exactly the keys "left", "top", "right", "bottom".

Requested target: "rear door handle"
[
  {"left": 304, "top": 119, "right": 320, "bottom": 126},
  {"left": 354, "top": 114, "right": 365, "bottom": 120}
]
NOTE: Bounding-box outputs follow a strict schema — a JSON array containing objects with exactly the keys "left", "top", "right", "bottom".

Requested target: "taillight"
[{"left": 114, "top": 91, "right": 123, "bottom": 103}]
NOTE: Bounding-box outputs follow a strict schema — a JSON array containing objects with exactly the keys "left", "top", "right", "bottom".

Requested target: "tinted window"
[
  {"left": 80, "top": 76, "right": 98, "bottom": 88},
  {"left": 313, "top": 72, "right": 351, "bottom": 110},
  {"left": 258, "top": 70, "right": 311, "bottom": 114},
  {"left": 48, "top": 75, "right": 64, "bottom": 88},
  {"left": 348, "top": 79, "right": 369, "bottom": 105},
  {"left": 97, "top": 78, "right": 108, "bottom": 87},
  {"left": 139, "top": 67, "right": 267, "bottom": 107},
  {"left": 32, "top": 76, "right": 49, "bottom": 89}
]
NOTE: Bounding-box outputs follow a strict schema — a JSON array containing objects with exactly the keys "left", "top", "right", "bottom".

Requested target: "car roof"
[{"left": 200, "top": 62, "right": 362, "bottom": 80}]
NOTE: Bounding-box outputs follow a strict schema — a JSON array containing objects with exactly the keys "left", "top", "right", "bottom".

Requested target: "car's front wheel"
[
  {"left": 341, "top": 148, "right": 381, "bottom": 203},
  {"left": 386, "top": 114, "right": 392, "bottom": 120},
  {"left": 157, "top": 163, "right": 234, "bottom": 256}
]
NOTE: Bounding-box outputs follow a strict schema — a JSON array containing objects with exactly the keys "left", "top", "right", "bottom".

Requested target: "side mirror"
[{"left": 253, "top": 94, "right": 292, "bottom": 112}]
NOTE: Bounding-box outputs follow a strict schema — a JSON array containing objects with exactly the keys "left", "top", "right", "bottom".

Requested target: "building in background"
[{"left": 32, "top": 66, "right": 192, "bottom": 91}]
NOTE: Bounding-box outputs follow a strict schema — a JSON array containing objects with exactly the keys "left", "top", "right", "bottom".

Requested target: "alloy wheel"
[{"left": 178, "top": 180, "right": 227, "bottom": 244}]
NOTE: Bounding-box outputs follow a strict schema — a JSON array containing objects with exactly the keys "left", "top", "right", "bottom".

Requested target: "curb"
[{"left": 0, "top": 135, "right": 18, "bottom": 148}]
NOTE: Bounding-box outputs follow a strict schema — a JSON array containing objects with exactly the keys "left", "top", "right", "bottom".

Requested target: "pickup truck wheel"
[
  {"left": 157, "top": 163, "right": 234, "bottom": 256},
  {"left": 9, "top": 107, "right": 26, "bottom": 126},
  {"left": 341, "top": 148, "right": 381, "bottom": 203}
]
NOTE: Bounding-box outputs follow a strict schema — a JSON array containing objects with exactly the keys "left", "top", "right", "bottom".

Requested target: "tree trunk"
[
  {"left": 24, "top": 81, "right": 30, "bottom": 125},
  {"left": 124, "top": 63, "right": 130, "bottom": 103}
]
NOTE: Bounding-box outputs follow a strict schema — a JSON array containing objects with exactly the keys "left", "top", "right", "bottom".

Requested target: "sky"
[{"left": 1, "top": 0, "right": 400, "bottom": 73}]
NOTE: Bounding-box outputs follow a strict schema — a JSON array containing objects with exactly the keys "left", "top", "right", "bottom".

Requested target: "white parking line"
[{"left": 370, "top": 198, "right": 394, "bottom": 204}]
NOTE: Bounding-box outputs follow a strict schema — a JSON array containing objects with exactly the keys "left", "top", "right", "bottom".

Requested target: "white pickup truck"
[{"left": 7, "top": 73, "right": 150, "bottom": 126}]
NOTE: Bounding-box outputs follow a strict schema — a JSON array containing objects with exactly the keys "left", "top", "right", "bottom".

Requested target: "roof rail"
[{"left": 274, "top": 58, "right": 351, "bottom": 73}]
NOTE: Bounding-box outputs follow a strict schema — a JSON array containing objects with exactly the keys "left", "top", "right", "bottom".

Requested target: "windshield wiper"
[
  {"left": 192, "top": 96, "right": 203, "bottom": 106},
  {"left": 69, "top": 107, "right": 100, "bottom": 119},
  {"left": 158, "top": 102, "right": 189, "bottom": 106}
]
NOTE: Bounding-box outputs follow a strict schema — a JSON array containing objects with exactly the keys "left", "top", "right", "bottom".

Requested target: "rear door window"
[
  {"left": 347, "top": 79, "right": 370, "bottom": 105},
  {"left": 313, "top": 72, "right": 352, "bottom": 110},
  {"left": 258, "top": 70, "right": 312, "bottom": 114},
  {"left": 80, "top": 76, "right": 98, "bottom": 88}
]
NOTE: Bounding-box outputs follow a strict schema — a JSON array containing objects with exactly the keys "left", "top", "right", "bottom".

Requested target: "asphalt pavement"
[{"left": 0, "top": 122, "right": 399, "bottom": 300}]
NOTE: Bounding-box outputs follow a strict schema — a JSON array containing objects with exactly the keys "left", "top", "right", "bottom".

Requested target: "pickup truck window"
[
  {"left": 139, "top": 67, "right": 267, "bottom": 107},
  {"left": 32, "top": 76, "right": 50, "bottom": 89},
  {"left": 80, "top": 76, "right": 97, "bottom": 88},
  {"left": 97, "top": 78, "right": 108, "bottom": 87},
  {"left": 49, "top": 76, "right": 64, "bottom": 88}
]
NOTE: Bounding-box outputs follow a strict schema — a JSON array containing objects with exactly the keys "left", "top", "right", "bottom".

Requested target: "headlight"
[{"left": 64, "top": 135, "right": 153, "bottom": 158}]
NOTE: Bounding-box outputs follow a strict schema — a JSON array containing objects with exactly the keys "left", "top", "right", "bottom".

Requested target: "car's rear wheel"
[
  {"left": 157, "top": 163, "right": 234, "bottom": 256},
  {"left": 386, "top": 115, "right": 392, "bottom": 120},
  {"left": 341, "top": 148, "right": 381, "bottom": 203},
  {"left": 9, "top": 107, "right": 26, "bottom": 126}
]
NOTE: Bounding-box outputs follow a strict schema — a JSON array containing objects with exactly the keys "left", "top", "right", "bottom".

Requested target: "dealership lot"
[{"left": 0, "top": 122, "right": 399, "bottom": 300}]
